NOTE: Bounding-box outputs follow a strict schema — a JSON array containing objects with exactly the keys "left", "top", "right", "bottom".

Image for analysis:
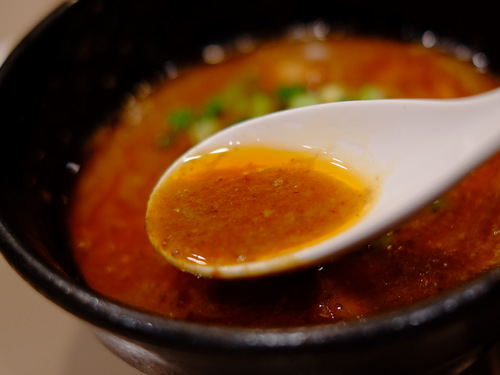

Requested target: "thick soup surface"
[
  {"left": 68, "top": 36, "right": 500, "bottom": 327},
  {"left": 146, "top": 146, "right": 371, "bottom": 271}
]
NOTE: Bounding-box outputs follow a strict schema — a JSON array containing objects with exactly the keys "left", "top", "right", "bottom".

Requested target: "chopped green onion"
[
  {"left": 249, "top": 92, "right": 275, "bottom": 117},
  {"left": 429, "top": 199, "right": 446, "bottom": 213},
  {"left": 277, "top": 85, "right": 307, "bottom": 102},
  {"left": 318, "top": 83, "right": 348, "bottom": 103},
  {"left": 287, "top": 92, "right": 320, "bottom": 108},
  {"left": 161, "top": 77, "right": 386, "bottom": 150},
  {"left": 357, "top": 85, "right": 385, "bottom": 100},
  {"left": 188, "top": 118, "right": 221, "bottom": 143},
  {"left": 169, "top": 109, "right": 194, "bottom": 130},
  {"left": 202, "top": 98, "right": 223, "bottom": 118}
]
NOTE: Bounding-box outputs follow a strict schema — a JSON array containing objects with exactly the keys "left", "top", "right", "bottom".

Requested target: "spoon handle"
[{"left": 317, "top": 87, "right": 500, "bottom": 256}]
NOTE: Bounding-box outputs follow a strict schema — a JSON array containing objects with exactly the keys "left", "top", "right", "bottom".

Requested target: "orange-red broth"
[
  {"left": 68, "top": 37, "right": 500, "bottom": 327},
  {"left": 146, "top": 146, "right": 371, "bottom": 272}
]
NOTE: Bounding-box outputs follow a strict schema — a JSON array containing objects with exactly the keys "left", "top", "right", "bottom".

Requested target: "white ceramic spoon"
[{"left": 147, "top": 88, "right": 500, "bottom": 279}]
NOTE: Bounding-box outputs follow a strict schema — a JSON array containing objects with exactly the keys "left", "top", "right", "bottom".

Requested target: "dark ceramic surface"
[{"left": 0, "top": 1, "right": 499, "bottom": 374}]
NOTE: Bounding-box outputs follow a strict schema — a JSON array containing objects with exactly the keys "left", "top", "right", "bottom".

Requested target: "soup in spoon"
[{"left": 146, "top": 146, "right": 373, "bottom": 276}]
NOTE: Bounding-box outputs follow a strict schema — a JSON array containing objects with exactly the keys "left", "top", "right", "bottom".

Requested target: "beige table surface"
[{"left": 0, "top": 1, "right": 141, "bottom": 374}]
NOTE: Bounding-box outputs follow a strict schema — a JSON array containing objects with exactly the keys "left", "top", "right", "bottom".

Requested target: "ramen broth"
[
  {"left": 146, "top": 146, "right": 372, "bottom": 270},
  {"left": 68, "top": 36, "right": 500, "bottom": 327}
]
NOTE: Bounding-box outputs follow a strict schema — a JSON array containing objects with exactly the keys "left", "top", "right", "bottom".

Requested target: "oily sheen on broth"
[
  {"left": 146, "top": 146, "right": 372, "bottom": 269},
  {"left": 68, "top": 36, "right": 500, "bottom": 327}
]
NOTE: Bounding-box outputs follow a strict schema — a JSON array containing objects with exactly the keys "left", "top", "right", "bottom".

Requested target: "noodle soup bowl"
[{"left": 1, "top": 1, "right": 500, "bottom": 374}]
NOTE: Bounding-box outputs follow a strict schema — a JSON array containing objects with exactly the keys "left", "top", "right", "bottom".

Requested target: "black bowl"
[{"left": 1, "top": 1, "right": 500, "bottom": 374}]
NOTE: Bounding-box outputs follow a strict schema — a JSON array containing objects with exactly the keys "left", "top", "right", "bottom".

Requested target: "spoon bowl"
[{"left": 147, "top": 88, "right": 500, "bottom": 278}]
